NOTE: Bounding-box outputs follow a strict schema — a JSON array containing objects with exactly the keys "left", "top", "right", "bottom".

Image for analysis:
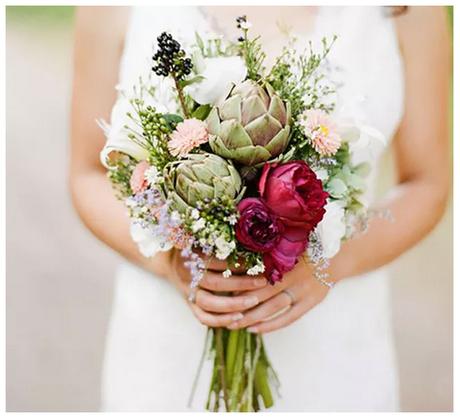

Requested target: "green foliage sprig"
[
  {"left": 194, "top": 32, "right": 239, "bottom": 58},
  {"left": 124, "top": 90, "right": 178, "bottom": 172},
  {"left": 236, "top": 16, "right": 266, "bottom": 81},
  {"left": 107, "top": 156, "right": 136, "bottom": 199},
  {"left": 269, "top": 36, "right": 337, "bottom": 118}
]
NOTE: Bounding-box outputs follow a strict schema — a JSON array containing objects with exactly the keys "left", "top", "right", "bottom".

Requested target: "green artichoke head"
[
  {"left": 163, "top": 153, "right": 242, "bottom": 213},
  {"left": 206, "top": 80, "right": 291, "bottom": 166}
]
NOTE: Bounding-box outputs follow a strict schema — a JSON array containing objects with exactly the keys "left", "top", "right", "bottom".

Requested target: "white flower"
[
  {"left": 222, "top": 269, "right": 232, "bottom": 278},
  {"left": 99, "top": 96, "right": 149, "bottom": 168},
  {"left": 191, "top": 209, "right": 200, "bottom": 220},
  {"left": 185, "top": 56, "right": 247, "bottom": 106},
  {"left": 315, "top": 200, "right": 346, "bottom": 259},
  {"left": 144, "top": 166, "right": 161, "bottom": 186},
  {"left": 130, "top": 222, "right": 172, "bottom": 257},
  {"left": 227, "top": 214, "right": 238, "bottom": 225},
  {"left": 240, "top": 21, "right": 252, "bottom": 30},
  {"left": 247, "top": 263, "right": 265, "bottom": 276},
  {"left": 191, "top": 218, "right": 206, "bottom": 233},
  {"left": 215, "top": 236, "right": 236, "bottom": 260},
  {"left": 169, "top": 211, "right": 182, "bottom": 227}
]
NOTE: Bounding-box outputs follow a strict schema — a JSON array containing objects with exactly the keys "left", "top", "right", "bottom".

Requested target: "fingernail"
[
  {"left": 244, "top": 296, "right": 259, "bottom": 307},
  {"left": 254, "top": 279, "right": 266, "bottom": 287},
  {"left": 247, "top": 327, "right": 258, "bottom": 333},
  {"left": 232, "top": 313, "right": 244, "bottom": 321}
]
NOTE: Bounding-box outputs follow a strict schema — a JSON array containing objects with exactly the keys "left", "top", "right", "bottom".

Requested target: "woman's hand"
[
  {"left": 167, "top": 249, "right": 268, "bottom": 328},
  {"left": 168, "top": 248, "right": 331, "bottom": 333},
  {"left": 225, "top": 262, "right": 331, "bottom": 334}
]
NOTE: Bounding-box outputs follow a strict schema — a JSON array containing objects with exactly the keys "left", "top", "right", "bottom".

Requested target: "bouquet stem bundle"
[{"left": 206, "top": 328, "right": 278, "bottom": 412}]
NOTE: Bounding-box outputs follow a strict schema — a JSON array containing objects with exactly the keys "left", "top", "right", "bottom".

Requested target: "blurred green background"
[{"left": 5, "top": 5, "right": 453, "bottom": 412}]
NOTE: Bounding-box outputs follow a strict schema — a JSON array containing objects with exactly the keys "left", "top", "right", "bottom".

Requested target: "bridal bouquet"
[{"left": 100, "top": 16, "right": 384, "bottom": 412}]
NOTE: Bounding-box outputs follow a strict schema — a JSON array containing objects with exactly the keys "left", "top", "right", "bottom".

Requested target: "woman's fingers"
[
  {"left": 195, "top": 288, "right": 260, "bottom": 313},
  {"left": 246, "top": 302, "right": 307, "bottom": 334},
  {"left": 203, "top": 256, "right": 247, "bottom": 274},
  {"left": 201, "top": 256, "right": 227, "bottom": 272},
  {"left": 226, "top": 291, "right": 292, "bottom": 330},
  {"left": 200, "top": 272, "right": 267, "bottom": 292},
  {"left": 239, "top": 280, "right": 288, "bottom": 304},
  {"left": 189, "top": 303, "right": 244, "bottom": 328}
]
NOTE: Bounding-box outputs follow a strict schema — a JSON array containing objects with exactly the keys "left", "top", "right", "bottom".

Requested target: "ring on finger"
[
  {"left": 282, "top": 288, "right": 296, "bottom": 306},
  {"left": 262, "top": 304, "right": 290, "bottom": 322}
]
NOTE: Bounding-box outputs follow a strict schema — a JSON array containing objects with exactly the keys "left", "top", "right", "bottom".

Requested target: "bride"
[{"left": 70, "top": 5, "right": 450, "bottom": 412}]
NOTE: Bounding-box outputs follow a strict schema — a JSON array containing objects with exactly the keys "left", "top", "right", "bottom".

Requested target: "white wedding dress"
[{"left": 101, "top": 6, "right": 404, "bottom": 412}]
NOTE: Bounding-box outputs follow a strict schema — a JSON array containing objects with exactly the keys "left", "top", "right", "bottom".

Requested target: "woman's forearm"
[
  {"left": 328, "top": 178, "right": 449, "bottom": 282},
  {"left": 70, "top": 169, "right": 172, "bottom": 278}
]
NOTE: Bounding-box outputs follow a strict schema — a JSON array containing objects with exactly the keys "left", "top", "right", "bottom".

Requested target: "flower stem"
[
  {"left": 215, "top": 328, "right": 229, "bottom": 411},
  {"left": 247, "top": 333, "right": 261, "bottom": 410},
  {"left": 173, "top": 75, "right": 190, "bottom": 118},
  {"left": 254, "top": 340, "right": 274, "bottom": 409},
  {"left": 229, "top": 329, "right": 246, "bottom": 411},
  {"left": 225, "top": 329, "right": 240, "bottom": 387}
]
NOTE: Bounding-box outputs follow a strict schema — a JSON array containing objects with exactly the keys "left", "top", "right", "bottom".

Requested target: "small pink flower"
[
  {"left": 168, "top": 118, "right": 209, "bottom": 157},
  {"left": 299, "top": 109, "right": 341, "bottom": 156},
  {"left": 130, "top": 160, "right": 150, "bottom": 194}
]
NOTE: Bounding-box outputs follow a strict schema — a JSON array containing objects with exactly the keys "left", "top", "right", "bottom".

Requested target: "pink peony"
[
  {"left": 168, "top": 118, "right": 209, "bottom": 157},
  {"left": 130, "top": 160, "right": 150, "bottom": 194},
  {"left": 299, "top": 109, "right": 341, "bottom": 156},
  {"left": 235, "top": 198, "right": 284, "bottom": 253},
  {"left": 259, "top": 161, "right": 329, "bottom": 230},
  {"left": 263, "top": 225, "right": 309, "bottom": 284}
]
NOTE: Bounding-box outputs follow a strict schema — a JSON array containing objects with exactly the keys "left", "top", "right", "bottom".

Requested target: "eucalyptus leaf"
[
  {"left": 347, "top": 173, "right": 367, "bottom": 191},
  {"left": 354, "top": 162, "right": 371, "bottom": 177},
  {"left": 326, "top": 178, "right": 348, "bottom": 198},
  {"left": 178, "top": 75, "right": 205, "bottom": 89},
  {"left": 195, "top": 31, "right": 205, "bottom": 52},
  {"left": 192, "top": 104, "right": 212, "bottom": 121},
  {"left": 163, "top": 113, "right": 184, "bottom": 129}
]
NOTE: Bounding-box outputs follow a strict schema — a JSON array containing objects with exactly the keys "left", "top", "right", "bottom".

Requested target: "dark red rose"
[
  {"left": 263, "top": 225, "right": 309, "bottom": 284},
  {"left": 258, "top": 161, "right": 329, "bottom": 230},
  {"left": 235, "top": 198, "right": 284, "bottom": 253}
]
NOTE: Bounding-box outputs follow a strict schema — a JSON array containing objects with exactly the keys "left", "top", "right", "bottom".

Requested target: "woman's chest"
[{"left": 122, "top": 6, "right": 404, "bottom": 141}]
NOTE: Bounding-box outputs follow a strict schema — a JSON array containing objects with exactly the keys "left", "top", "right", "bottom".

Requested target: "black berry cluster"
[
  {"left": 152, "top": 32, "right": 193, "bottom": 80},
  {"left": 236, "top": 15, "right": 247, "bottom": 29}
]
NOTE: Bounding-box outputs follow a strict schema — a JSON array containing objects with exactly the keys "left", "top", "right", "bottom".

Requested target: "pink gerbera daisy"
[
  {"left": 299, "top": 109, "right": 341, "bottom": 156},
  {"left": 168, "top": 118, "right": 209, "bottom": 157}
]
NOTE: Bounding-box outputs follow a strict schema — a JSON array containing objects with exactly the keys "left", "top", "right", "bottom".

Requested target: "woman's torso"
[{"left": 101, "top": 6, "right": 404, "bottom": 412}]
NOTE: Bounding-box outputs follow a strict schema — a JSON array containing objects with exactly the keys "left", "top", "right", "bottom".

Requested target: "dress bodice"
[{"left": 118, "top": 6, "right": 404, "bottom": 141}]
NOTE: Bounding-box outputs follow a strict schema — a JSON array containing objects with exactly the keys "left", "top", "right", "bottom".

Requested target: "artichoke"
[
  {"left": 163, "top": 153, "right": 242, "bottom": 213},
  {"left": 206, "top": 80, "right": 291, "bottom": 166}
]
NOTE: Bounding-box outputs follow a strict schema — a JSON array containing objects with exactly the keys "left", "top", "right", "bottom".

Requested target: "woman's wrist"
[
  {"left": 141, "top": 250, "right": 175, "bottom": 281},
  {"left": 323, "top": 242, "right": 361, "bottom": 285}
]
